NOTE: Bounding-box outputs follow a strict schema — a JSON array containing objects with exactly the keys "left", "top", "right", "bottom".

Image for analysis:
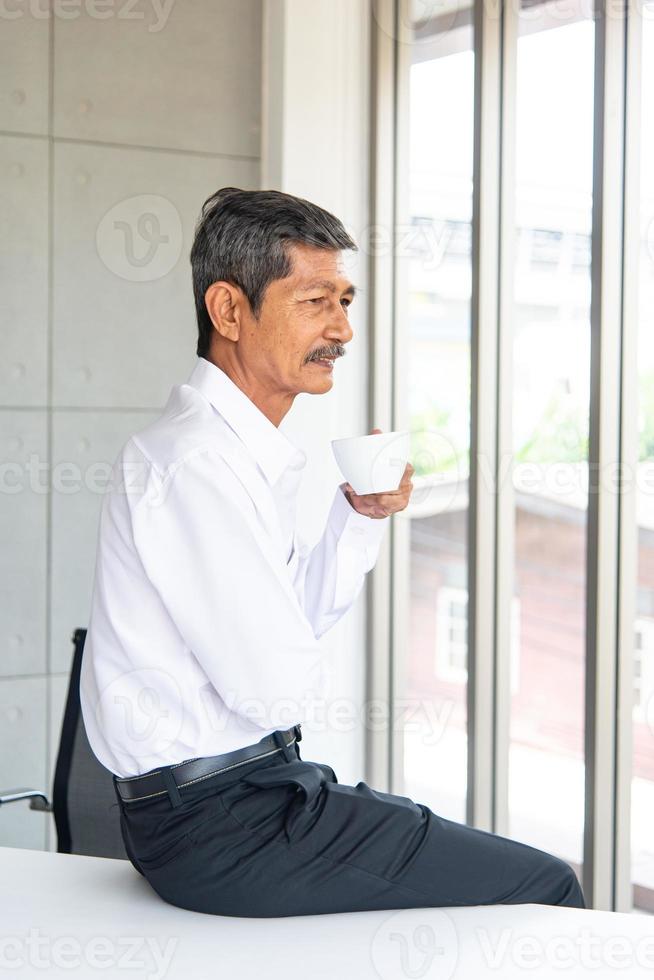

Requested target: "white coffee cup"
[{"left": 331, "top": 429, "right": 411, "bottom": 496}]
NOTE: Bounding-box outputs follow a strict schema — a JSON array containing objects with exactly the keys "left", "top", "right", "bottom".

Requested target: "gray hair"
[{"left": 189, "top": 187, "right": 357, "bottom": 358}]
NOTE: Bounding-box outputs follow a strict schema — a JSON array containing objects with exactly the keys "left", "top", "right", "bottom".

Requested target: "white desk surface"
[{"left": 1, "top": 846, "right": 652, "bottom": 979}]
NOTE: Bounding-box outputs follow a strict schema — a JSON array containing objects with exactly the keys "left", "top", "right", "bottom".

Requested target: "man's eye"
[
  {"left": 307, "top": 297, "right": 324, "bottom": 304},
  {"left": 341, "top": 299, "right": 351, "bottom": 310}
]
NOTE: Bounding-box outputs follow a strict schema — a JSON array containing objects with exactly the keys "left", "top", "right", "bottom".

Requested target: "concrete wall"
[{"left": 0, "top": 0, "right": 261, "bottom": 849}]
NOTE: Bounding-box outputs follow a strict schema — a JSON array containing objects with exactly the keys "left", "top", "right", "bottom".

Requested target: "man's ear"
[{"left": 204, "top": 281, "right": 243, "bottom": 342}]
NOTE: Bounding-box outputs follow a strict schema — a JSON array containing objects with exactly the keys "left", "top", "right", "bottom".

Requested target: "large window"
[
  {"left": 379, "top": 0, "right": 653, "bottom": 911},
  {"left": 401, "top": 2, "right": 474, "bottom": 823},
  {"left": 507, "top": 0, "right": 594, "bottom": 878}
]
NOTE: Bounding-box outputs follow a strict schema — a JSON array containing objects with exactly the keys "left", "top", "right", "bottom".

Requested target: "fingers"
[
  {"left": 400, "top": 462, "right": 415, "bottom": 486},
  {"left": 385, "top": 463, "right": 414, "bottom": 495},
  {"left": 346, "top": 461, "right": 414, "bottom": 504}
]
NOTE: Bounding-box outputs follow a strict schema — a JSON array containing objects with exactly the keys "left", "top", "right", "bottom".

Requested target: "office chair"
[{"left": 0, "top": 628, "right": 127, "bottom": 860}]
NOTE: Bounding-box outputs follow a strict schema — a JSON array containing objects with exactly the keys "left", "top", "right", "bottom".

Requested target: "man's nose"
[{"left": 326, "top": 308, "right": 354, "bottom": 345}]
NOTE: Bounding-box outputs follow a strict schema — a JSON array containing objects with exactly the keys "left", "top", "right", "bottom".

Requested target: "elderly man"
[{"left": 80, "top": 187, "right": 585, "bottom": 917}]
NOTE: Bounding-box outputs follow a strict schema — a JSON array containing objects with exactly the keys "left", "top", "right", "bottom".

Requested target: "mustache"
[{"left": 306, "top": 344, "right": 346, "bottom": 363}]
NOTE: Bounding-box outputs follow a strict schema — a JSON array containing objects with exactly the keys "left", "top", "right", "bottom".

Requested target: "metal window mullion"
[
  {"left": 613, "top": 0, "right": 641, "bottom": 914},
  {"left": 583, "top": 0, "right": 628, "bottom": 912},
  {"left": 366, "top": 0, "right": 399, "bottom": 791},
  {"left": 493, "top": 0, "right": 518, "bottom": 838},
  {"left": 388, "top": 0, "right": 413, "bottom": 796},
  {"left": 467, "top": 0, "right": 503, "bottom": 831}
]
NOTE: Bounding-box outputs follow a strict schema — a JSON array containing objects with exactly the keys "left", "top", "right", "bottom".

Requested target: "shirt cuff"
[{"left": 327, "top": 482, "right": 390, "bottom": 556}]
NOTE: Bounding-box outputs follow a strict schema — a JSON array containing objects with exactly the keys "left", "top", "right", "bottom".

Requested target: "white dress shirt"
[{"left": 80, "top": 356, "right": 390, "bottom": 777}]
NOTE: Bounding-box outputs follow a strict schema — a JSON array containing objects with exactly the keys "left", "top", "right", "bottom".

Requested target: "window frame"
[{"left": 369, "top": 0, "right": 644, "bottom": 911}]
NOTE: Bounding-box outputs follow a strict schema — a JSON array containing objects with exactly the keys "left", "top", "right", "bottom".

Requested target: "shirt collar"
[{"left": 184, "top": 356, "right": 307, "bottom": 486}]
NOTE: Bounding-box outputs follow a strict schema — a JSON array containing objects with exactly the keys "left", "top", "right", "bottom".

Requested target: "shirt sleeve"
[
  {"left": 128, "top": 447, "right": 329, "bottom": 733},
  {"left": 289, "top": 481, "right": 390, "bottom": 640}
]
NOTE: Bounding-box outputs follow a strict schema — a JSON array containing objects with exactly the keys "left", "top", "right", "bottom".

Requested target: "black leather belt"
[{"left": 114, "top": 724, "right": 302, "bottom": 804}]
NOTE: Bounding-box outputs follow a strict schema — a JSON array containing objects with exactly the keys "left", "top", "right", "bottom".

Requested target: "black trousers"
[{"left": 114, "top": 734, "right": 586, "bottom": 918}]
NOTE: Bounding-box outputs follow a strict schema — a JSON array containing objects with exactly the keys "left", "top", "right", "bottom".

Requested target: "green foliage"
[
  {"left": 409, "top": 404, "right": 468, "bottom": 477},
  {"left": 406, "top": 370, "right": 654, "bottom": 471},
  {"left": 515, "top": 387, "right": 588, "bottom": 463}
]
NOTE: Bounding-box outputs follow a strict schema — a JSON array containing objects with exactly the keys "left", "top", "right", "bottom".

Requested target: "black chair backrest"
[{"left": 52, "top": 628, "right": 127, "bottom": 859}]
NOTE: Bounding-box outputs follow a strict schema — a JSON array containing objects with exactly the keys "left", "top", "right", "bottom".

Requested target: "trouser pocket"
[{"left": 240, "top": 759, "right": 337, "bottom": 842}]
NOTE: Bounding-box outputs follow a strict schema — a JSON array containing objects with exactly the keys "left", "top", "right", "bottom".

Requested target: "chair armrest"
[{"left": 0, "top": 788, "right": 52, "bottom": 812}]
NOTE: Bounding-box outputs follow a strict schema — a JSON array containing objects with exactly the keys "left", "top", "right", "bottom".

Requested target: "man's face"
[{"left": 239, "top": 242, "right": 355, "bottom": 396}]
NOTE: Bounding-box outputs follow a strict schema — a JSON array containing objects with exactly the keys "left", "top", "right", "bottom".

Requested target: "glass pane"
[
  {"left": 632, "top": 0, "right": 654, "bottom": 915},
  {"left": 401, "top": 3, "right": 474, "bottom": 822},
  {"left": 507, "top": 0, "right": 594, "bottom": 883}
]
